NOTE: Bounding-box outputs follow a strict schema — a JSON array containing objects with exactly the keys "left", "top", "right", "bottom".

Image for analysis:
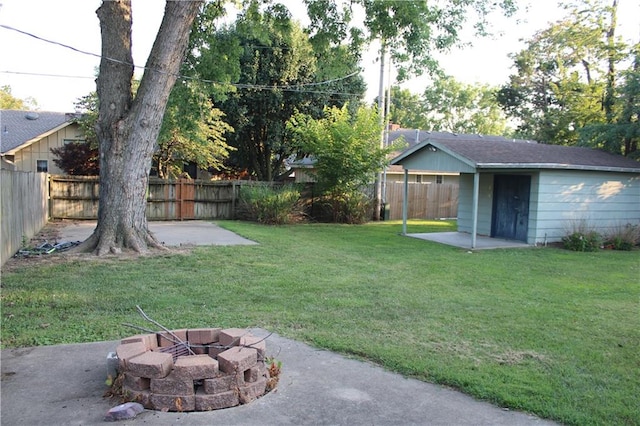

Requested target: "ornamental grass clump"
[
  {"left": 603, "top": 223, "right": 640, "bottom": 250},
  {"left": 239, "top": 184, "right": 301, "bottom": 225}
]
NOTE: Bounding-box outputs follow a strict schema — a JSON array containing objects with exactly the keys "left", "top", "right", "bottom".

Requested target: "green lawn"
[{"left": 1, "top": 220, "right": 638, "bottom": 425}]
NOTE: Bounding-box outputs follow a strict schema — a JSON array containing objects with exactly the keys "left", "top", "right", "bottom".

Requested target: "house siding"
[
  {"left": 529, "top": 170, "right": 640, "bottom": 244},
  {"left": 457, "top": 173, "right": 494, "bottom": 235},
  {"left": 400, "top": 149, "right": 475, "bottom": 173},
  {"left": 11, "top": 123, "right": 82, "bottom": 174}
]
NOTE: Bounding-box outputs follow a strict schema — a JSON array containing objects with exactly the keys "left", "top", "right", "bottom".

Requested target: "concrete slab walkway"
[
  {"left": 407, "top": 232, "right": 532, "bottom": 250},
  {"left": 0, "top": 329, "right": 556, "bottom": 426},
  {"left": 58, "top": 220, "right": 258, "bottom": 247}
]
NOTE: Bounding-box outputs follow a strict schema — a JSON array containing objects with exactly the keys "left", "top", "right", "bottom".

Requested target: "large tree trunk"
[{"left": 79, "top": 0, "right": 202, "bottom": 255}]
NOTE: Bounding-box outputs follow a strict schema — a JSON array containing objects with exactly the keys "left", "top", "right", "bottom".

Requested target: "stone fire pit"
[{"left": 114, "top": 328, "right": 270, "bottom": 412}]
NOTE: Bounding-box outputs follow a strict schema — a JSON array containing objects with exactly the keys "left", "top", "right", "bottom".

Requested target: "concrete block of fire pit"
[
  {"left": 157, "top": 329, "right": 188, "bottom": 348},
  {"left": 195, "top": 388, "right": 240, "bottom": 411},
  {"left": 207, "top": 345, "right": 227, "bottom": 358},
  {"left": 245, "top": 362, "right": 267, "bottom": 383},
  {"left": 203, "top": 375, "right": 235, "bottom": 394},
  {"left": 104, "top": 401, "right": 145, "bottom": 422},
  {"left": 188, "top": 328, "right": 221, "bottom": 344},
  {"left": 115, "top": 342, "right": 148, "bottom": 370},
  {"left": 124, "top": 372, "right": 151, "bottom": 391},
  {"left": 218, "top": 346, "right": 258, "bottom": 374},
  {"left": 173, "top": 354, "right": 219, "bottom": 380},
  {"left": 128, "top": 351, "right": 173, "bottom": 379},
  {"left": 238, "top": 377, "right": 267, "bottom": 404},
  {"left": 150, "top": 372, "right": 195, "bottom": 395},
  {"left": 150, "top": 394, "right": 196, "bottom": 412},
  {"left": 219, "top": 328, "right": 247, "bottom": 346},
  {"left": 240, "top": 335, "right": 266, "bottom": 357},
  {"left": 121, "top": 333, "right": 158, "bottom": 350}
]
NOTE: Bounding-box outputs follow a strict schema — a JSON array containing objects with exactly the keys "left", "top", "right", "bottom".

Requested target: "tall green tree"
[
  {"left": 193, "top": 1, "right": 364, "bottom": 181},
  {"left": 497, "top": 0, "right": 635, "bottom": 153},
  {"left": 305, "top": 0, "right": 516, "bottom": 81},
  {"left": 156, "top": 80, "right": 234, "bottom": 179},
  {"left": 421, "top": 76, "right": 509, "bottom": 135},
  {"left": 580, "top": 42, "right": 640, "bottom": 157},
  {"left": 386, "top": 86, "right": 426, "bottom": 129}
]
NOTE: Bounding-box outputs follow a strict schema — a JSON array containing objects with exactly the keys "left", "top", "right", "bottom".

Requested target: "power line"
[
  {"left": 1, "top": 70, "right": 95, "bottom": 80},
  {"left": 0, "top": 23, "right": 363, "bottom": 95}
]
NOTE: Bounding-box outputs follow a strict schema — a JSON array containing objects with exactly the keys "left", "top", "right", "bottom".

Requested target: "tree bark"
[{"left": 80, "top": 0, "right": 202, "bottom": 255}]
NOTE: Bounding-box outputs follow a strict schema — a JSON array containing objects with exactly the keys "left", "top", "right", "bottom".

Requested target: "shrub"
[
  {"left": 604, "top": 223, "right": 640, "bottom": 251},
  {"left": 314, "top": 190, "right": 373, "bottom": 224},
  {"left": 562, "top": 220, "right": 601, "bottom": 252},
  {"left": 239, "top": 184, "right": 301, "bottom": 225},
  {"left": 562, "top": 231, "right": 601, "bottom": 252}
]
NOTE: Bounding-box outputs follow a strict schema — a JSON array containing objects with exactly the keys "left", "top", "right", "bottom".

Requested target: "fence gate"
[{"left": 175, "top": 179, "right": 195, "bottom": 220}]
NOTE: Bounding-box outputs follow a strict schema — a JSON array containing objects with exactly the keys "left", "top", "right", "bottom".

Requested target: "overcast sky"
[{"left": 1, "top": 0, "right": 638, "bottom": 112}]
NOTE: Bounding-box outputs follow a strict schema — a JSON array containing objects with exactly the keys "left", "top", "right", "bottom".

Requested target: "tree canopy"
[
  {"left": 305, "top": 0, "right": 516, "bottom": 81},
  {"left": 0, "top": 85, "right": 37, "bottom": 110},
  {"left": 497, "top": 0, "right": 638, "bottom": 157},
  {"left": 190, "top": 1, "right": 365, "bottom": 180}
]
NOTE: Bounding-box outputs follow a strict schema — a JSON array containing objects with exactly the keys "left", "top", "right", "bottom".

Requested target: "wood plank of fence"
[
  {"left": 386, "top": 182, "right": 458, "bottom": 220},
  {"left": 1, "top": 170, "right": 49, "bottom": 266},
  {"left": 50, "top": 176, "right": 240, "bottom": 220}
]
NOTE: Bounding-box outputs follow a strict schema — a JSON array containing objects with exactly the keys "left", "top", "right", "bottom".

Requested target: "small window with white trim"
[
  {"left": 416, "top": 175, "right": 422, "bottom": 183},
  {"left": 436, "top": 175, "right": 443, "bottom": 184}
]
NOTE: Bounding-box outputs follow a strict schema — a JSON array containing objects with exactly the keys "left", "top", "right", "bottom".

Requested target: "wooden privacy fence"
[
  {"left": 385, "top": 182, "right": 458, "bottom": 220},
  {"left": 1, "top": 170, "right": 49, "bottom": 266},
  {"left": 49, "top": 176, "right": 238, "bottom": 220},
  {"left": 48, "top": 176, "right": 458, "bottom": 221}
]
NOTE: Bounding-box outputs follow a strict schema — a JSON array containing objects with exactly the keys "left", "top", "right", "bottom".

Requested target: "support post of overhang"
[
  {"left": 402, "top": 168, "right": 409, "bottom": 235},
  {"left": 471, "top": 171, "right": 480, "bottom": 249}
]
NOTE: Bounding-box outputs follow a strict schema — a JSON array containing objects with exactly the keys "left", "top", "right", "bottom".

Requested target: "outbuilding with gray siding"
[{"left": 391, "top": 132, "right": 640, "bottom": 248}]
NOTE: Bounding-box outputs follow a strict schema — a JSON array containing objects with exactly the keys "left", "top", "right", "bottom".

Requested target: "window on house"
[
  {"left": 436, "top": 175, "right": 443, "bottom": 184},
  {"left": 36, "top": 160, "right": 48, "bottom": 173},
  {"left": 416, "top": 175, "right": 422, "bottom": 183}
]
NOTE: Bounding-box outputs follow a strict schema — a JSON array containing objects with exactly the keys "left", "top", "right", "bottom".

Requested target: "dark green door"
[{"left": 491, "top": 175, "right": 531, "bottom": 242}]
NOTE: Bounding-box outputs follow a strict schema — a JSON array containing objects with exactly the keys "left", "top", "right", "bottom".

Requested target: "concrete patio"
[{"left": 407, "top": 232, "right": 532, "bottom": 250}]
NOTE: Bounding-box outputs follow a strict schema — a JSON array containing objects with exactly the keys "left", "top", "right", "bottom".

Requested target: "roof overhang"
[
  {"left": 391, "top": 140, "right": 477, "bottom": 173},
  {"left": 392, "top": 140, "right": 640, "bottom": 174},
  {"left": 476, "top": 163, "right": 640, "bottom": 173},
  {"left": 3, "top": 121, "right": 75, "bottom": 155}
]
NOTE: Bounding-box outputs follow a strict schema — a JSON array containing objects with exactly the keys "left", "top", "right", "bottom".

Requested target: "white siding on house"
[{"left": 529, "top": 170, "right": 640, "bottom": 244}]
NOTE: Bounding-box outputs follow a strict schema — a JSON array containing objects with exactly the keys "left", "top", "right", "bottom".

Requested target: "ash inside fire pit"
[{"left": 113, "top": 328, "right": 275, "bottom": 412}]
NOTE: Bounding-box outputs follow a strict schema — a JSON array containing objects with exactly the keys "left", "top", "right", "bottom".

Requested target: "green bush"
[
  {"left": 239, "top": 184, "right": 301, "bottom": 225},
  {"left": 562, "top": 220, "right": 602, "bottom": 252},
  {"left": 604, "top": 223, "right": 640, "bottom": 251},
  {"left": 562, "top": 231, "right": 601, "bottom": 252},
  {"left": 316, "top": 190, "right": 372, "bottom": 224}
]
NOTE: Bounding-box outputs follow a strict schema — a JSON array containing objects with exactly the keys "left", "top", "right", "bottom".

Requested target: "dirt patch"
[{"left": 2, "top": 221, "right": 194, "bottom": 273}]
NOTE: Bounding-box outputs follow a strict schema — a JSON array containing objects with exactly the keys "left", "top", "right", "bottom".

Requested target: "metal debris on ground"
[{"left": 15, "top": 241, "right": 80, "bottom": 257}]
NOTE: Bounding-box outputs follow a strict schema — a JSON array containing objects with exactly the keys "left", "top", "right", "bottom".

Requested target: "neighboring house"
[
  {"left": 391, "top": 132, "right": 640, "bottom": 247},
  {"left": 0, "top": 110, "right": 83, "bottom": 174},
  {"left": 288, "top": 126, "right": 459, "bottom": 185}
]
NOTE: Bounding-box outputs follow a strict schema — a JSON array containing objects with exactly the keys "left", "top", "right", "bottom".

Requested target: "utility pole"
[{"left": 374, "top": 40, "right": 386, "bottom": 220}]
